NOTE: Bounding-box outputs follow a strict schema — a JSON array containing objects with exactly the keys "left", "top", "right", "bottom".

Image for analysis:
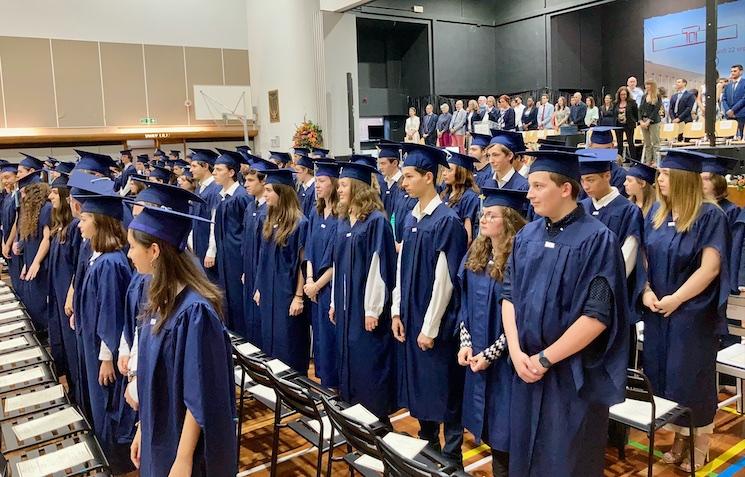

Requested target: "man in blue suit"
[
  {"left": 669, "top": 78, "right": 694, "bottom": 124},
  {"left": 723, "top": 64, "right": 745, "bottom": 138}
]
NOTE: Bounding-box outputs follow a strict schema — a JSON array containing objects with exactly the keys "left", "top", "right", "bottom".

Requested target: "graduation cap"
[
  {"left": 489, "top": 130, "right": 526, "bottom": 154},
  {"left": 149, "top": 165, "right": 174, "bottom": 182},
  {"left": 129, "top": 204, "right": 210, "bottom": 251},
  {"left": 401, "top": 143, "right": 450, "bottom": 176},
  {"left": 481, "top": 187, "right": 529, "bottom": 211},
  {"left": 19, "top": 153, "right": 44, "bottom": 171},
  {"left": 171, "top": 159, "right": 189, "bottom": 169},
  {"left": 351, "top": 154, "right": 378, "bottom": 170},
  {"left": 269, "top": 151, "right": 293, "bottom": 166},
  {"left": 182, "top": 169, "right": 194, "bottom": 179},
  {"left": 169, "top": 150, "right": 181, "bottom": 157},
  {"left": 136, "top": 154, "right": 150, "bottom": 164},
  {"left": 263, "top": 168, "right": 296, "bottom": 188},
  {"left": 315, "top": 161, "right": 340, "bottom": 179},
  {"left": 447, "top": 151, "right": 479, "bottom": 172},
  {"left": 16, "top": 170, "right": 43, "bottom": 189},
  {"left": 311, "top": 147, "right": 330, "bottom": 158},
  {"left": 236, "top": 145, "right": 250, "bottom": 153},
  {"left": 153, "top": 149, "right": 167, "bottom": 158},
  {"left": 50, "top": 172, "right": 70, "bottom": 189},
  {"left": 339, "top": 161, "right": 380, "bottom": 184},
  {"left": 215, "top": 150, "right": 247, "bottom": 171},
  {"left": 626, "top": 160, "right": 657, "bottom": 184},
  {"left": 120, "top": 149, "right": 133, "bottom": 157},
  {"left": 74, "top": 150, "right": 116, "bottom": 176},
  {"left": 190, "top": 148, "right": 218, "bottom": 166},
  {"left": 701, "top": 155, "right": 741, "bottom": 176},
  {"left": 295, "top": 153, "right": 315, "bottom": 170},
  {"left": 1, "top": 163, "right": 17, "bottom": 174},
  {"left": 45, "top": 156, "right": 59, "bottom": 168},
  {"left": 659, "top": 149, "right": 715, "bottom": 174},
  {"left": 527, "top": 150, "right": 581, "bottom": 182},
  {"left": 377, "top": 143, "right": 402, "bottom": 160},
  {"left": 538, "top": 143, "right": 578, "bottom": 153},
  {"left": 537, "top": 138, "right": 566, "bottom": 146},
  {"left": 293, "top": 147, "right": 310, "bottom": 156},
  {"left": 68, "top": 170, "right": 116, "bottom": 198},
  {"left": 55, "top": 161, "right": 75, "bottom": 175},
  {"left": 470, "top": 133, "right": 492, "bottom": 149},
  {"left": 577, "top": 150, "right": 614, "bottom": 175},
  {"left": 251, "top": 157, "right": 279, "bottom": 173},
  {"left": 128, "top": 179, "right": 204, "bottom": 213},
  {"left": 81, "top": 194, "right": 124, "bottom": 220},
  {"left": 589, "top": 126, "right": 621, "bottom": 145}
]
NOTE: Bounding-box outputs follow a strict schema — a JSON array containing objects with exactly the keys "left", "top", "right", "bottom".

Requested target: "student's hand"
[
  {"left": 511, "top": 350, "right": 542, "bottom": 383},
  {"left": 726, "top": 109, "right": 735, "bottom": 119},
  {"left": 11, "top": 242, "right": 20, "bottom": 256},
  {"left": 655, "top": 294, "right": 683, "bottom": 318},
  {"left": 527, "top": 354, "right": 549, "bottom": 380},
  {"left": 99, "top": 360, "right": 116, "bottom": 386},
  {"left": 672, "top": 118, "right": 680, "bottom": 123},
  {"left": 417, "top": 333, "right": 434, "bottom": 351},
  {"left": 19, "top": 265, "right": 26, "bottom": 281},
  {"left": 395, "top": 242, "right": 402, "bottom": 254},
  {"left": 64, "top": 296, "right": 74, "bottom": 318},
  {"left": 69, "top": 315, "right": 75, "bottom": 330},
  {"left": 469, "top": 353, "right": 491, "bottom": 373},
  {"left": 738, "top": 286, "right": 745, "bottom": 295},
  {"left": 289, "top": 296, "right": 304, "bottom": 316},
  {"left": 328, "top": 306, "right": 336, "bottom": 324},
  {"left": 457, "top": 347, "right": 473, "bottom": 366},
  {"left": 391, "top": 316, "right": 405, "bottom": 342},
  {"left": 204, "top": 256, "right": 215, "bottom": 269},
  {"left": 1, "top": 243, "right": 9, "bottom": 259},
  {"left": 125, "top": 379, "right": 139, "bottom": 411},
  {"left": 24, "top": 262, "right": 40, "bottom": 281},
  {"left": 304, "top": 281, "right": 318, "bottom": 302},
  {"left": 118, "top": 355, "right": 130, "bottom": 375},
  {"left": 130, "top": 426, "right": 142, "bottom": 469},
  {"left": 364, "top": 316, "right": 379, "bottom": 332},
  {"left": 253, "top": 290, "right": 260, "bottom": 305},
  {"left": 168, "top": 455, "right": 193, "bottom": 477},
  {"left": 642, "top": 289, "right": 660, "bottom": 312}
]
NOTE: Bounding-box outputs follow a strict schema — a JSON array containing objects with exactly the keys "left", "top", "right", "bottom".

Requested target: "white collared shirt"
[
  {"left": 591, "top": 187, "right": 638, "bottom": 277},
  {"left": 495, "top": 167, "right": 516, "bottom": 188},
  {"left": 411, "top": 194, "right": 442, "bottom": 221},
  {"left": 591, "top": 187, "right": 620, "bottom": 209},
  {"left": 220, "top": 180, "right": 240, "bottom": 199},
  {"left": 257, "top": 196, "right": 266, "bottom": 206},
  {"left": 199, "top": 175, "right": 215, "bottom": 193},
  {"left": 302, "top": 177, "right": 315, "bottom": 190},
  {"left": 385, "top": 170, "right": 402, "bottom": 189}
]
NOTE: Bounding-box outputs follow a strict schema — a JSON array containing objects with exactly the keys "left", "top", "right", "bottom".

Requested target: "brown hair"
[
  {"left": 627, "top": 176, "right": 656, "bottom": 216},
  {"left": 50, "top": 186, "right": 73, "bottom": 243},
  {"left": 653, "top": 168, "right": 710, "bottom": 232},
  {"left": 464, "top": 206, "right": 526, "bottom": 281},
  {"left": 263, "top": 183, "right": 302, "bottom": 247},
  {"left": 90, "top": 213, "right": 128, "bottom": 253},
  {"left": 548, "top": 172, "right": 581, "bottom": 200},
  {"left": 615, "top": 86, "right": 632, "bottom": 104},
  {"left": 710, "top": 173, "right": 728, "bottom": 199},
  {"left": 131, "top": 229, "right": 224, "bottom": 333},
  {"left": 316, "top": 176, "right": 339, "bottom": 216},
  {"left": 337, "top": 177, "right": 384, "bottom": 222},
  {"left": 441, "top": 165, "right": 479, "bottom": 207},
  {"left": 19, "top": 182, "right": 51, "bottom": 241}
]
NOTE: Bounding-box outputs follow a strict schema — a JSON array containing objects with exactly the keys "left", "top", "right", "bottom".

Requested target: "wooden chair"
[
  {"left": 672, "top": 122, "right": 706, "bottom": 146},
  {"left": 375, "top": 436, "right": 471, "bottom": 477},
  {"left": 608, "top": 369, "right": 695, "bottom": 477},
  {"left": 522, "top": 130, "right": 540, "bottom": 145},
  {"left": 716, "top": 120, "right": 739, "bottom": 142},
  {"left": 659, "top": 122, "right": 683, "bottom": 145}
]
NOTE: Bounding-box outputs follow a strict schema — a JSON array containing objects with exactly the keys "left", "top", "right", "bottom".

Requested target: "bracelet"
[{"left": 294, "top": 294, "right": 303, "bottom": 298}]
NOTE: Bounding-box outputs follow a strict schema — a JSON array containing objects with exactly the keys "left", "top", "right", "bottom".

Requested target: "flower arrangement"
[
  {"left": 734, "top": 175, "right": 745, "bottom": 191},
  {"left": 292, "top": 120, "right": 323, "bottom": 148}
]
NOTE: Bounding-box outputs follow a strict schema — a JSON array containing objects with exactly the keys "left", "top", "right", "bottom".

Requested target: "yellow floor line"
[
  {"left": 721, "top": 406, "right": 741, "bottom": 416},
  {"left": 462, "top": 443, "right": 490, "bottom": 461},
  {"left": 696, "top": 439, "right": 745, "bottom": 476}
]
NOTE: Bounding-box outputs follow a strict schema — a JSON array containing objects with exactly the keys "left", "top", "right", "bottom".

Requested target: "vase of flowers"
[{"left": 292, "top": 120, "right": 324, "bottom": 149}]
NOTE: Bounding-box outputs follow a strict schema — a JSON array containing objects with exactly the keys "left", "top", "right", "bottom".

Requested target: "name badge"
[
  {"left": 150, "top": 318, "right": 157, "bottom": 325},
  {"left": 412, "top": 227, "right": 418, "bottom": 233},
  {"left": 386, "top": 191, "right": 391, "bottom": 195},
  {"left": 544, "top": 241, "right": 555, "bottom": 249},
  {"left": 321, "top": 224, "right": 326, "bottom": 229},
  {"left": 346, "top": 232, "right": 352, "bottom": 237},
  {"left": 592, "top": 211, "right": 599, "bottom": 216},
  {"left": 667, "top": 221, "right": 675, "bottom": 227},
  {"left": 252, "top": 212, "right": 257, "bottom": 217}
]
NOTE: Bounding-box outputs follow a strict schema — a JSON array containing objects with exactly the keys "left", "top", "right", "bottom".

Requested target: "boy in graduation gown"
[
  {"left": 392, "top": 143, "right": 468, "bottom": 466},
  {"left": 213, "top": 150, "right": 251, "bottom": 332},
  {"left": 293, "top": 152, "right": 316, "bottom": 217},
  {"left": 468, "top": 132, "right": 494, "bottom": 188},
  {"left": 585, "top": 126, "right": 628, "bottom": 198},
  {"left": 502, "top": 150, "right": 629, "bottom": 477},
  {"left": 377, "top": 143, "right": 404, "bottom": 218},
  {"left": 484, "top": 131, "right": 529, "bottom": 191},
  {"left": 188, "top": 149, "right": 221, "bottom": 283}
]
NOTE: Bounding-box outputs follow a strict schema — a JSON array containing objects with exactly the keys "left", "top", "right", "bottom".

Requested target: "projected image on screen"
[{"left": 644, "top": 0, "right": 745, "bottom": 94}]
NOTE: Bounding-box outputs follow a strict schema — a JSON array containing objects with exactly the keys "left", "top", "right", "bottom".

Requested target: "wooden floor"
[{"left": 236, "top": 368, "right": 745, "bottom": 477}]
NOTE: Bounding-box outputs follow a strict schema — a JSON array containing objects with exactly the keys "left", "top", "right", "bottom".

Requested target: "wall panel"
[
  {"left": 223, "top": 49, "right": 250, "bottom": 85},
  {"left": 144, "top": 45, "right": 188, "bottom": 125},
  {"left": 185, "top": 47, "right": 223, "bottom": 124},
  {"left": 100, "top": 42, "right": 147, "bottom": 126},
  {"left": 52, "top": 39, "right": 104, "bottom": 127}
]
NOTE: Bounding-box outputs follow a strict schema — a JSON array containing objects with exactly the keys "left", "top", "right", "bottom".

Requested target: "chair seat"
[
  {"left": 609, "top": 396, "right": 679, "bottom": 427},
  {"left": 717, "top": 343, "right": 745, "bottom": 377},
  {"left": 351, "top": 452, "right": 384, "bottom": 474}
]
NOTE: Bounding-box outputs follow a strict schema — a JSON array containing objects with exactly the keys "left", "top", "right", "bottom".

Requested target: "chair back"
[
  {"left": 716, "top": 120, "right": 738, "bottom": 139},
  {"left": 320, "top": 395, "right": 381, "bottom": 460},
  {"left": 682, "top": 121, "right": 705, "bottom": 140},
  {"left": 375, "top": 436, "right": 450, "bottom": 477},
  {"left": 237, "top": 354, "right": 275, "bottom": 389},
  {"left": 633, "top": 125, "right": 643, "bottom": 142},
  {"left": 625, "top": 368, "right": 656, "bottom": 408},
  {"left": 659, "top": 122, "right": 682, "bottom": 142},
  {"left": 267, "top": 371, "right": 323, "bottom": 422}
]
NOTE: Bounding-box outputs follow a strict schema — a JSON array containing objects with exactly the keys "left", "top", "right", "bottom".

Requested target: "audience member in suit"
[
  {"left": 450, "top": 100, "right": 468, "bottom": 154},
  {"left": 569, "top": 92, "right": 588, "bottom": 129},
  {"left": 489, "top": 95, "right": 515, "bottom": 134},
  {"left": 599, "top": 94, "right": 616, "bottom": 126},
  {"left": 722, "top": 64, "right": 745, "bottom": 137},
  {"left": 477, "top": 96, "right": 488, "bottom": 116},
  {"left": 536, "top": 94, "right": 554, "bottom": 130},
  {"left": 615, "top": 86, "right": 639, "bottom": 160},
  {"left": 421, "top": 103, "right": 439, "bottom": 147},
  {"left": 521, "top": 97, "right": 538, "bottom": 130},
  {"left": 669, "top": 78, "right": 694, "bottom": 124},
  {"left": 437, "top": 103, "right": 454, "bottom": 147}
]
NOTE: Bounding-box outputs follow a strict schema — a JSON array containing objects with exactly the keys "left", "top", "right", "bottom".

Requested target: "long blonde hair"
[
  {"left": 644, "top": 79, "right": 659, "bottom": 104},
  {"left": 337, "top": 178, "right": 384, "bottom": 222},
  {"left": 464, "top": 206, "right": 526, "bottom": 281},
  {"left": 653, "top": 168, "right": 711, "bottom": 232},
  {"left": 263, "top": 183, "right": 302, "bottom": 246}
]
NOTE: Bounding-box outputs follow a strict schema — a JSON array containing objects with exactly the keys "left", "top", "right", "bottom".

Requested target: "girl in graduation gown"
[
  {"left": 331, "top": 162, "right": 397, "bottom": 419},
  {"left": 392, "top": 143, "right": 468, "bottom": 463},
  {"left": 0, "top": 166, "right": 21, "bottom": 292},
  {"left": 127, "top": 206, "right": 236, "bottom": 477},
  {"left": 641, "top": 150, "right": 731, "bottom": 472},
  {"left": 303, "top": 163, "right": 339, "bottom": 387},
  {"left": 701, "top": 156, "right": 741, "bottom": 228},
  {"left": 75, "top": 194, "right": 136, "bottom": 472},
  {"left": 442, "top": 152, "right": 481, "bottom": 245},
  {"left": 240, "top": 156, "right": 275, "bottom": 344},
  {"left": 16, "top": 176, "right": 52, "bottom": 329},
  {"left": 254, "top": 169, "right": 311, "bottom": 374},
  {"left": 457, "top": 188, "right": 527, "bottom": 477},
  {"left": 47, "top": 175, "right": 82, "bottom": 400},
  {"left": 624, "top": 160, "right": 657, "bottom": 219}
]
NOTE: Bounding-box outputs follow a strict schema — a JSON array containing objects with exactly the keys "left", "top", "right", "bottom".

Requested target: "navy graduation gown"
[
  {"left": 138, "top": 288, "right": 237, "bottom": 477},
  {"left": 255, "top": 216, "right": 311, "bottom": 374},
  {"left": 47, "top": 219, "right": 82, "bottom": 397},
  {"left": 504, "top": 208, "right": 629, "bottom": 477},
  {"left": 391, "top": 192, "right": 417, "bottom": 243},
  {"left": 122, "top": 272, "right": 149, "bottom": 350},
  {"left": 333, "top": 210, "right": 397, "bottom": 418},
  {"left": 298, "top": 183, "right": 316, "bottom": 218},
  {"left": 114, "top": 165, "right": 137, "bottom": 192},
  {"left": 483, "top": 171, "right": 529, "bottom": 191},
  {"left": 306, "top": 209, "right": 339, "bottom": 387},
  {"left": 76, "top": 250, "right": 135, "bottom": 471},
  {"left": 396, "top": 203, "right": 467, "bottom": 422},
  {"left": 18, "top": 201, "right": 52, "bottom": 328},
  {"left": 642, "top": 203, "right": 730, "bottom": 427},
  {"left": 458, "top": 260, "right": 511, "bottom": 452},
  {"left": 474, "top": 166, "right": 493, "bottom": 189},
  {"left": 578, "top": 163, "right": 629, "bottom": 201},
  {"left": 215, "top": 185, "right": 251, "bottom": 332},
  {"left": 731, "top": 208, "right": 745, "bottom": 291},
  {"left": 0, "top": 192, "right": 21, "bottom": 291},
  {"left": 240, "top": 200, "right": 267, "bottom": 344},
  {"left": 381, "top": 178, "right": 402, "bottom": 219},
  {"left": 445, "top": 189, "right": 480, "bottom": 240},
  {"left": 718, "top": 197, "right": 740, "bottom": 229},
  {"left": 72, "top": 239, "right": 93, "bottom": 416},
  {"left": 192, "top": 180, "right": 222, "bottom": 283}
]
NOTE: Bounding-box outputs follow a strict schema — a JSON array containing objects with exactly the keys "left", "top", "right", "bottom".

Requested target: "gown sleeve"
[
  {"left": 696, "top": 206, "right": 732, "bottom": 333},
  {"left": 363, "top": 215, "right": 396, "bottom": 318},
  {"left": 96, "top": 259, "right": 131, "bottom": 360}
]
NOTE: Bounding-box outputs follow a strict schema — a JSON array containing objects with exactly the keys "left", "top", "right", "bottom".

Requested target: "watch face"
[{"left": 539, "top": 356, "right": 551, "bottom": 368}]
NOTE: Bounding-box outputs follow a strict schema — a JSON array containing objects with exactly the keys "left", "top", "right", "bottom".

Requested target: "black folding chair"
[
  {"left": 609, "top": 368, "right": 695, "bottom": 477},
  {"left": 375, "top": 436, "right": 471, "bottom": 477}
]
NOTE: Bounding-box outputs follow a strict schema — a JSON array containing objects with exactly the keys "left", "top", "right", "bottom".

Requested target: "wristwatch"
[{"left": 538, "top": 350, "right": 552, "bottom": 369}]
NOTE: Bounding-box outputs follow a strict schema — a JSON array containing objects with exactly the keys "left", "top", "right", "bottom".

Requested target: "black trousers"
[{"left": 616, "top": 125, "right": 638, "bottom": 160}]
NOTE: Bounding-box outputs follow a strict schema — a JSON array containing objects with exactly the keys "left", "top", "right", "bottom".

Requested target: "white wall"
[{"left": 0, "top": 0, "right": 248, "bottom": 49}]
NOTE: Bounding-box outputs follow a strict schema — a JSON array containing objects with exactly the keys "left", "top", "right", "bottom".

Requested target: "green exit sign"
[{"left": 140, "top": 117, "right": 157, "bottom": 125}]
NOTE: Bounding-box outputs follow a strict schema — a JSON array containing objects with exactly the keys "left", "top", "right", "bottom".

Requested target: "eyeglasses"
[{"left": 479, "top": 212, "right": 503, "bottom": 223}]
